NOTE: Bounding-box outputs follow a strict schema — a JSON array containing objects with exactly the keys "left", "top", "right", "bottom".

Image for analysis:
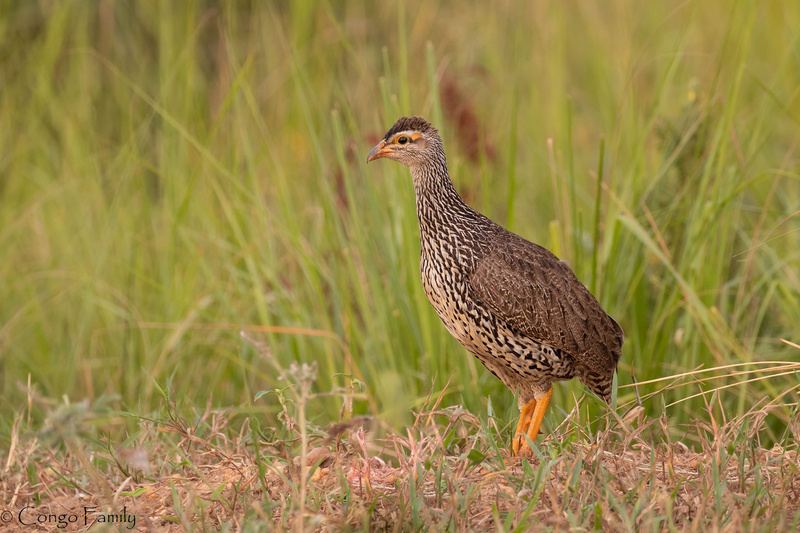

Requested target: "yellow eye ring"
[{"left": 397, "top": 136, "right": 409, "bottom": 145}]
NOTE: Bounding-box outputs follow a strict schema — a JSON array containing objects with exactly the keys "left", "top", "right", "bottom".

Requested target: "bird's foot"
[{"left": 511, "top": 387, "right": 553, "bottom": 456}]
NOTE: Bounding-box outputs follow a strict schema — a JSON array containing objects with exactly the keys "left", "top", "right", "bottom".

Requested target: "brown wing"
[{"left": 467, "top": 236, "right": 623, "bottom": 374}]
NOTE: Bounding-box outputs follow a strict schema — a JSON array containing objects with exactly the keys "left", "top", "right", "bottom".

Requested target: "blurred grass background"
[{"left": 1, "top": 0, "right": 798, "bottom": 443}]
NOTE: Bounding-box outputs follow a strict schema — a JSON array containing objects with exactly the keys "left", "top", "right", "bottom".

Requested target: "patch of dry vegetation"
[{"left": 2, "top": 360, "right": 799, "bottom": 532}]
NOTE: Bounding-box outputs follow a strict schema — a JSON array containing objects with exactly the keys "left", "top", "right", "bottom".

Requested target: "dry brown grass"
[{"left": 2, "top": 385, "right": 799, "bottom": 532}]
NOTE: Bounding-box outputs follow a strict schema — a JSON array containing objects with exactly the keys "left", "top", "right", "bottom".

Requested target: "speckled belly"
[{"left": 420, "top": 259, "right": 574, "bottom": 401}]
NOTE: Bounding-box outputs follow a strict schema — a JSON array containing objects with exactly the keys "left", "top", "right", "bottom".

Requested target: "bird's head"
[{"left": 366, "top": 116, "right": 442, "bottom": 169}]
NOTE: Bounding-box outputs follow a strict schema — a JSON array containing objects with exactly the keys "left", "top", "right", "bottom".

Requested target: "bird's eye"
[{"left": 397, "top": 136, "right": 409, "bottom": 145}]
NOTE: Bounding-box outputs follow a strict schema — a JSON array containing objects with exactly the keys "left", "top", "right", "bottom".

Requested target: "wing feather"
[{"left": 467, "top": 238, "right": 623, "bottom": 373}]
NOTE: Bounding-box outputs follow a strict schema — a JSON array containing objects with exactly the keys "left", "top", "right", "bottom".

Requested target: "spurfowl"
[{"left": 367, "top": 116, "right": 623, "bottom": 455}]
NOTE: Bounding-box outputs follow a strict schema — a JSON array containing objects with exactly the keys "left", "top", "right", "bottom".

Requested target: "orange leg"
[
  {"left": 512, "top": 397, "right": 536, "bottom": 455},
  {"left": 515, "top": 387, "right": 553, "bottom": 455}
]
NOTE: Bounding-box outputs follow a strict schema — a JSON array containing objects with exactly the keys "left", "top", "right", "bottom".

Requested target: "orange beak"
[{"left": 366, "top": 140, "right": 395, "bottom": 163}]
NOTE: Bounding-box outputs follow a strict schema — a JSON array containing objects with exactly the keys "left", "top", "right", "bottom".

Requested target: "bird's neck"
[
  {"left": 409, "top": 157, "right": 487, "bottom": 242},
  {"left": 411, "top": 165, "right": 462, "bottom": 204}
]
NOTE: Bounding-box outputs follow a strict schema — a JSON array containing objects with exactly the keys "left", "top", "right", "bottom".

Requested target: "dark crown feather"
[{"left": 383, "top": 116, "right": 438, "bottom": 140}]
